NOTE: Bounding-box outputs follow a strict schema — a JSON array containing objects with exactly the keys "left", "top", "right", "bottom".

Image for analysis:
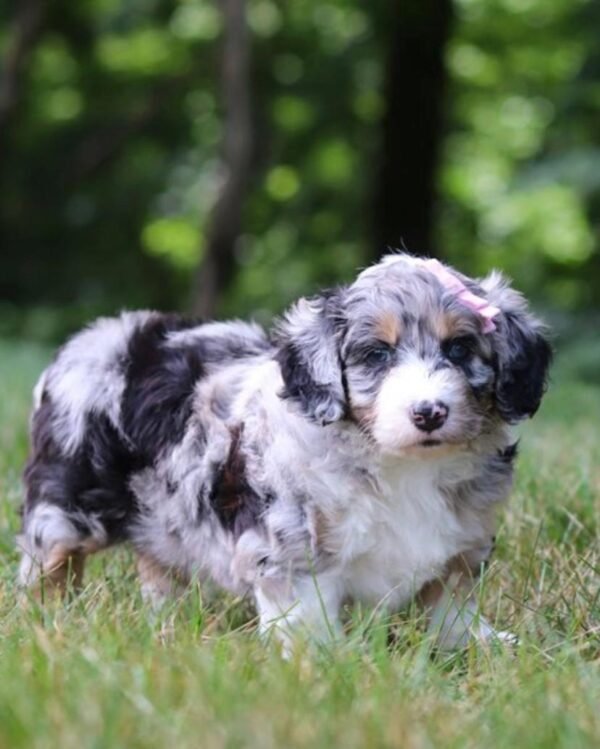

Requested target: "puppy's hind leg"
[{"left": 17, "top": 503, "right": 105, "bottom": 600}]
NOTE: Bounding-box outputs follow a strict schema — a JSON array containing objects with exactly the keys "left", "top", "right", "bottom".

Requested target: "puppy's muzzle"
[{"left": 410, "top": 400, "right": 449, "bottom": 433}]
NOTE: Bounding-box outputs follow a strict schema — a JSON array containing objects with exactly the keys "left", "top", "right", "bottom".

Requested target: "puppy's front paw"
[
  {"left": 482, "top": 629, "right": 519, "bottom": 647},
  {"left": 430, "top": 602, "right": 518, "bottom": 651}
]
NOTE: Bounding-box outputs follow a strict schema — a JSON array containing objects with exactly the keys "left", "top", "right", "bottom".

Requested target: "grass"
[{"left": 0, "top": 337, "right": 598, "bottom": 749}]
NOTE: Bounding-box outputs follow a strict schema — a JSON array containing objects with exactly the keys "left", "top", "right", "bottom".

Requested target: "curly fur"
[{"left": 17, "top": 254, "right": 551, "bottom": 650}]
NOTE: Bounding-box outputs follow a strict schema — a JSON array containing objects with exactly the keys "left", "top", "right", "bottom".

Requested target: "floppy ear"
[
  {"left": 275, "top": 292, "right": 346, "bottom": 425},
  {"left": 480, "top": 272, "right": 552, "bottom": 423}
]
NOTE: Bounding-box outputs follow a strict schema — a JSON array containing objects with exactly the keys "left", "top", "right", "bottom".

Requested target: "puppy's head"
[{"left": 275, "top": 254, "right": 551, "bottom": 455}]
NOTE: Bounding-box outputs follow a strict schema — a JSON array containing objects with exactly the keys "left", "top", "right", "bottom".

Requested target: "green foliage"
[
  {"left": 142, "top": 216, "right": 202, "bottom": 270},
  {"left": 440, "top": 0, "right": 600, "bottom": 304},
  {"left": 96, "top": 27, "right": 191, "bottom": 76},
  {"left": 0, "top": 0, "right": 599, "bottom": 340}
]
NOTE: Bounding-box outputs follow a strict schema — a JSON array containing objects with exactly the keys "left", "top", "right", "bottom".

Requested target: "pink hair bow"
[{"left": 416, "top": 258, "right": 500, "bottom": 333}]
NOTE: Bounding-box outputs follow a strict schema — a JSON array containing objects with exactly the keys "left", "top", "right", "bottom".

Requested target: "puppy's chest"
[{"left": 318, "top": 466, "right": 473, "bottom": 605}]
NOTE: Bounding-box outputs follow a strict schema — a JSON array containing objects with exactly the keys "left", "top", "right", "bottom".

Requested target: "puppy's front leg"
[
  {"left": 419, "top": 553, "right": 516, "bottom": 650},
  {"left": 136, "top": 552, "right": 187, "bottom": 609},
  {"left": 255, "top": 572, "right": 343, "bottom": 655}
]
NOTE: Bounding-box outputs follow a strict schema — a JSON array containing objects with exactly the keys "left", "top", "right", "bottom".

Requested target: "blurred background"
[{"left": 1, "top": 0, "right": 599, "bottom": 347}]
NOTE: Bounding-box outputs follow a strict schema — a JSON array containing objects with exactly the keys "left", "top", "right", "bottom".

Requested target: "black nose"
[{"left": 410, "top": 400, "right": 449, "bottom": 433}]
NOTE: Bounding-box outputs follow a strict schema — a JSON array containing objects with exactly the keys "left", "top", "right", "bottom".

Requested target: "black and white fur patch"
[{"left": 17, "top": 255, "right": 551, "bottom": 651}]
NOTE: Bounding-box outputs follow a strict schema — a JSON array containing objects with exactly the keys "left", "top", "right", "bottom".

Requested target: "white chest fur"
[
  {"left": 308, "top": 451, "right": 486, "bottom": 609},
  {"left": 219, "top": 363, "right": 493, "bottom": 609}
]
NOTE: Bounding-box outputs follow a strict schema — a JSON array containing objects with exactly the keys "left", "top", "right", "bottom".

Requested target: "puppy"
[{"left": 17, "top": 254, "right": 551, "bottom": 650}]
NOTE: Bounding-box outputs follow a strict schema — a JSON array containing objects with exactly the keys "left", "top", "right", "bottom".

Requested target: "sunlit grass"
[{"left": 0, "top": 337, "right": 598, "bottom": 748}]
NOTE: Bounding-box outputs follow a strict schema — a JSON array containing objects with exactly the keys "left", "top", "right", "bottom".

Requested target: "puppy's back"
[{"left": 18, "top": 312, "right": 271, "bottom": 592}]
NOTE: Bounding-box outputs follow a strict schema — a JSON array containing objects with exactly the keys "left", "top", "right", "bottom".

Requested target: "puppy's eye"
[
  {"left": 364, "top": 345, "right": 393, "bottom": 366},
  {"left": 445, "top": 338, "right": 474, "bottom": 363}
]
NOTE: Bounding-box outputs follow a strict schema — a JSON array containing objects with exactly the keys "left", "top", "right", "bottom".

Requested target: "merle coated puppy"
[{"left": 18, "top": 254, "right": 551, "bottom": 650}]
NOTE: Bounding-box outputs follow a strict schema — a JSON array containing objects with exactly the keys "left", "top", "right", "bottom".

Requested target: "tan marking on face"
[
  {"left": 431, "top": 307, "right": 489, "bottom": 349},
  {"left": 374, "top": 312, "right": 401, "bottom": 346},
  {"left": 430, "top": 310, "right": 468, "bottom": 341},
  {"left": 349, "top": 403, "right": 376, "bottom": 429}
]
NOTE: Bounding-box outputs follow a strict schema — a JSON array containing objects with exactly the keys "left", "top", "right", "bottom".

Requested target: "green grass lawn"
[{"left": 0, "top": 337, "right": 598, "bottom": 749}]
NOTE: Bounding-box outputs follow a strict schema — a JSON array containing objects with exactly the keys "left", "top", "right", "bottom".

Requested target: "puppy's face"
[
  {"left": 276, "top": 255, "right": 551, "bottom": 457},
  {"left": 341, "top": 271, "right": 496, "bottom": 454}
]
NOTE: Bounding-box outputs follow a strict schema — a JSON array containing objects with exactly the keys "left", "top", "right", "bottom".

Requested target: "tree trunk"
[
  {"left": 0, "top": 0, "right": 46, "bottom": 164},
  {"left": 192, "top": 0, "right": 252, "bottom": 318},
  {"left": 371, "top": 0, "right": 454, "bottom": 261}
]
